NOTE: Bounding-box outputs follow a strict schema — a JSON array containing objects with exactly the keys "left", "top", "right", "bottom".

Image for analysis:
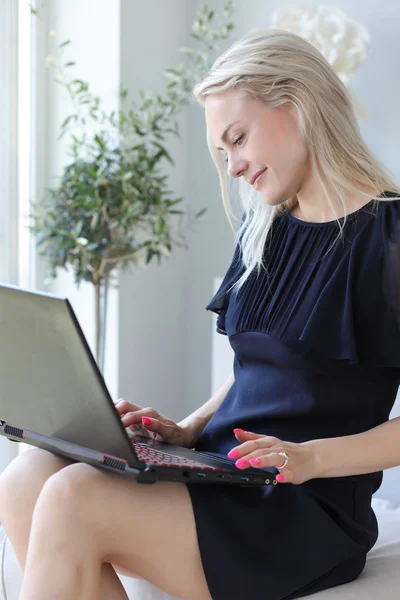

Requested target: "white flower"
[
  {"left": 48, "top": 30, "right": 56, "bottom": 39},
  {"left": 270, "top": 5, "right": 370, "bottom": 86},
  {"left": 45, "top": 55, "right": 54, "bottom": 67},
  {"left": 76, "top": 237, "right": 89, "bottom": 246}
]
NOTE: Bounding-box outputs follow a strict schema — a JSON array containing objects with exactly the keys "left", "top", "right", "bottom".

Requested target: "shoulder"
[
  {"left": 380, "top": 193, "right": 400, "bottom": 241},
  {"left": 376, "top": 192, "right": 400, "bottom": 231}
]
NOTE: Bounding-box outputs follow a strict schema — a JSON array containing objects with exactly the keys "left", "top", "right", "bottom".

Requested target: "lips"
[{"left": 250, "top": 168, "right": 268, "bottom": 186}]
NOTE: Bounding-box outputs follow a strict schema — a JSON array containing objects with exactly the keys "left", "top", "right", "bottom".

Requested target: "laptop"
[{"left": 0, "top": 283, "right": 277, "bottom": 487}]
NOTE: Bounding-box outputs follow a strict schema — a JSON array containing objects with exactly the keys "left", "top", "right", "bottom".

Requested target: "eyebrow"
[{"left": 216, "top": 120, "right": 241, "bottom": 150}]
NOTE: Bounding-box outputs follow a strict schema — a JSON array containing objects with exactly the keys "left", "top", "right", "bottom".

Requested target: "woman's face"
[{"left": 205, "top": 90, "right": 310, "bottom": 206}]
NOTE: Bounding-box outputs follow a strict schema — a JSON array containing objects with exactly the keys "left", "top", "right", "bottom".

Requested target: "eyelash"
[{"left": 223, "top": 134, "right": 245, "bottom": 163}]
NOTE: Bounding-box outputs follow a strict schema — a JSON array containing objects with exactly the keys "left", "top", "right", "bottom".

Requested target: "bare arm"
[
  {"left": 305, "top": 416, "right": 400, "bottom": 478},
  {"left": 178, "top": 372, "right": 235, "bottom": 447}
]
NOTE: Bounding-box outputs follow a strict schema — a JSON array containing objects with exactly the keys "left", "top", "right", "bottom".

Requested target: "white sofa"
[{"left": 1, "top": 497, "right": 400, "bottom": 600}]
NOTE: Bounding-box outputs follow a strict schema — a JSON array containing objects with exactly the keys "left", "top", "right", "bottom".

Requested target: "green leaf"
[
  {"left": 195, "top": 208, "right": 207, "bottom": 218},
  {"left": 73, "top": 221, "right": 83, "bottom": 237},
  {"left": 58, "top": 40, "right": 71, "bottom": 48},
  {"left": 60, "top": 115, "right": 75, "bottom": 129},
  {"left": 65, "top": 61, "right": 76, "bottom": 68},
  {"left": 95, "top": 135, "right": 106, "bottom": 151},
  {"left": 86, "top": 242, "right": 99, "bottom": 251},
  {"left": 146, "top": 248, "right": 154, "bottom": 264},
  {"left": 168, "top": 198, "right": 183, "bottom": 206},
  {"left": 151, "top": 142, "right": 174, "bottom": 165},
  {"left": 180, "top": 47, "right": 195, "bottom": 55}
]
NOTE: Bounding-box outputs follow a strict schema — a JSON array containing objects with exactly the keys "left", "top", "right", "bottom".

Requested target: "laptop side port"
[
  {"left": 101, "top": 455, "right": 127, "bottom": 471},
  {"left": 4, "top": 425, "right": 24, "bottom": 440},
  {"left": 197, "top": 472, "right": 206, "bottom": 478}
]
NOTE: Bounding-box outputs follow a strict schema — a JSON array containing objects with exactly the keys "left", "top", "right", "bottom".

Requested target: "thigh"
[
  {"left": 41, "top": 463, "right": 212, "bottom": 600},
  {"left": 0, "top": 447, "right": 75, "bottom": 518},
  {"left": 0, "top": 449, "right": 75, "bottom": 564},
  {"left": 0, "top": 449, "right": 143, "bottom": 580}
]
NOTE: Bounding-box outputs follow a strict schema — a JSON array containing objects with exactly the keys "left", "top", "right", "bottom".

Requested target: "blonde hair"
[{"left": 192, "top": 29, "right": 400, "bottom": 296}]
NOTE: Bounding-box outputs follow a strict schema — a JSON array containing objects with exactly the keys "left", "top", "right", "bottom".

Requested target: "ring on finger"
[{"left": 277, "top": 451, "right": 289, "bottom": 469}]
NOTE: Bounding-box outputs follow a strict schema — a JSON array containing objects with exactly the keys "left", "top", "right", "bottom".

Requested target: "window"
[{"left": 0, "top": 0, "right": 35, "bottom": 470}]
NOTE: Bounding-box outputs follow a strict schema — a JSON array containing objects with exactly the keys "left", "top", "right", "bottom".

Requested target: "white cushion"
[
  {"left": 1, "top": 497, "right": 399, "bottom": 600},
  {"left": 308, "top": 497, "right": 400, "bottom": 599}
]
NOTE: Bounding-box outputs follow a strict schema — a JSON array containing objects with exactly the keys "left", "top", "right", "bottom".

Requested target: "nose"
[{"left": 227, "top": 156, "right": 248, "bottom": 179}]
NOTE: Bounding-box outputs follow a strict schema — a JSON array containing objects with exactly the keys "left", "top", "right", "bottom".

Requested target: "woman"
[{"left": 1, "top": 28, "right": 400, "bottom": 600}]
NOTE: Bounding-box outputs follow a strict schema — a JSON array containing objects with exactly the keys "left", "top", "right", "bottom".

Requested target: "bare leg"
[
  {"left": 0, "top": 449, "right": 132, "bottom": 599},
  {"left": 13, "top": 461, "right": 212, "bottom": 600},
  {"left": 20, "top": 485, "right": 104, "bottom": 600}
]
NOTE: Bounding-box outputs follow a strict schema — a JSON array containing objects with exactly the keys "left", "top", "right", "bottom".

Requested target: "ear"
[{"left": 286, "top": 102, "right": 299, "bottom": 125}]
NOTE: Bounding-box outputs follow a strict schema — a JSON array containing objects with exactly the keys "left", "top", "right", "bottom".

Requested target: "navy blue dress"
[{"left": 185, "top": 192, "right": 400, "bottom": 600}]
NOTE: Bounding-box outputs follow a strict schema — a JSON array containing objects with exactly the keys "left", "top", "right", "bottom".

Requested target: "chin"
[{"left": 261, "top": 191, "right": 288, "bottom": 208}]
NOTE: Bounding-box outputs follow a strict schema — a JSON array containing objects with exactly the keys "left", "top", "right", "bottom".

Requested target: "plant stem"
[
  {"left": 99, "top": 274, "right": 109, "bottom": 373},
  {"left": 94, "top": 276, "right": 109, "bottom": 375},
  {"left": 95, "top": 282, "right": 101, "bottom": 370}
]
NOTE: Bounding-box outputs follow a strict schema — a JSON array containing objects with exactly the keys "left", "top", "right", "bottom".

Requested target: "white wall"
[
  {"left": 42, "top": 0, "right": 121, "bottom": 399},
  {"left": 117, "top": 0, "right": 189, "bottom": 422}
]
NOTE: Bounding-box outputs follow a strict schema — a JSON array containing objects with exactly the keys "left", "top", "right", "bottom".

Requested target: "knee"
[
  {"left": 32, "top": 462, "right": 104, "bottom": 523},
  {"left": 28, "top": 463, "right": 110, "bottom": 546},
  {"left": 0, "top": 449, "right": 73, "bottom": 522},
  {"left": 0, "top": 450, "right": 38, "bottom": 515}
]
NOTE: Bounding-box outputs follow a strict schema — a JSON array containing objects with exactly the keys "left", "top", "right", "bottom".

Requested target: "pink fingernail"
[
  {"left": 227, "top": 449, "right": 239, "bottom": 459},
  {"left": 233, "top": 428, "right": 244, "bottom": 434},
  {"left": 142, "top": 417, "right": 152, "bottom": 426},
  {"left": 249, "top": 458, "right": 260, "bottom": 466},
  {"left": 235, "top": 458, "right": 248, "bottom": 468},
  {"left": 276, "top": 474, "right": 285, "bottom": 483}
]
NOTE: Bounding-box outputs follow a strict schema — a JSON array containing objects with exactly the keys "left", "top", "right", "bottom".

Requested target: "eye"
[
  {"left": 233, "top": 134, "right": 245, "bottom": 146},
  {"left": 222, "top": 134, "right": 245, "bottom": 164}
]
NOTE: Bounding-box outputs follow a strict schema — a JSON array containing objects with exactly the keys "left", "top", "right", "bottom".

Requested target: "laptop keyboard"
[{"left": 131, "top": 440, "right": 224, "bottom": 470}]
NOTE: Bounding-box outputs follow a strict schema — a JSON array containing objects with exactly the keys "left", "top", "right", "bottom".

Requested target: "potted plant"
[{"left": 30, "top": 1, "right": 235, "bottom": 373}]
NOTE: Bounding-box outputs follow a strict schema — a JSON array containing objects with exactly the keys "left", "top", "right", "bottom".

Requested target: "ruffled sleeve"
[
  {"left": 292, "top": 196, "right": 400, "bottom": 368},
  {"left": 206, "top": 239, "right": 244, "bottom": 335}
]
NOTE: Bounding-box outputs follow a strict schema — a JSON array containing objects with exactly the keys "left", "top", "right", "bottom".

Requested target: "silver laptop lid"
[{"left": 0, "top": 283, "right": 138, "bottom": 464}]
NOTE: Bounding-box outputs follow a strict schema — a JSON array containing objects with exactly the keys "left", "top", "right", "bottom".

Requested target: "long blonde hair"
[{"left": 192, "top": 29, "right": 400, "bottom": 295}]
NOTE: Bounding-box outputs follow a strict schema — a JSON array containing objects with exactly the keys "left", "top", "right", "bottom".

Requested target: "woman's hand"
[
  {"left": 228, "top": 429, "right": 319, "bottom": 485},
  {"left": 114, "top": 399, "right": 195, "bottom": 448}
]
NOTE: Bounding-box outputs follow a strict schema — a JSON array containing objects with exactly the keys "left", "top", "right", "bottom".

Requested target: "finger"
[
  {"left": 242, "top": 450, "right": 286, "bottom": 468},
  {"left": 138, "top": 417, "right": 169, "bottom": 442},
  {"left": 227, "top": 436, "right": 277, "bottom": 459},
  {"left": 120, "top": 408, "right": 158, "bottom": 427},
  {"left": 114, "top": 398, "right": 143, "bottom": 409},
  {"left": 141, "top": 416, "right": 186, "bottom": 444},
  {"left": 114, "top": 399, "right": 143, "bottom": 415},
  {"left": 233, "top": 430, "right": 279, "bottom": 445},
  {"left": 233, "top": 429, "right": 265, "bottom": 440},
  {"left": 125, "top": 423, "right": 153, "bottom": 441},
  {"left": 140, "top": 416, "right": 168, "bottom": 434}
]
